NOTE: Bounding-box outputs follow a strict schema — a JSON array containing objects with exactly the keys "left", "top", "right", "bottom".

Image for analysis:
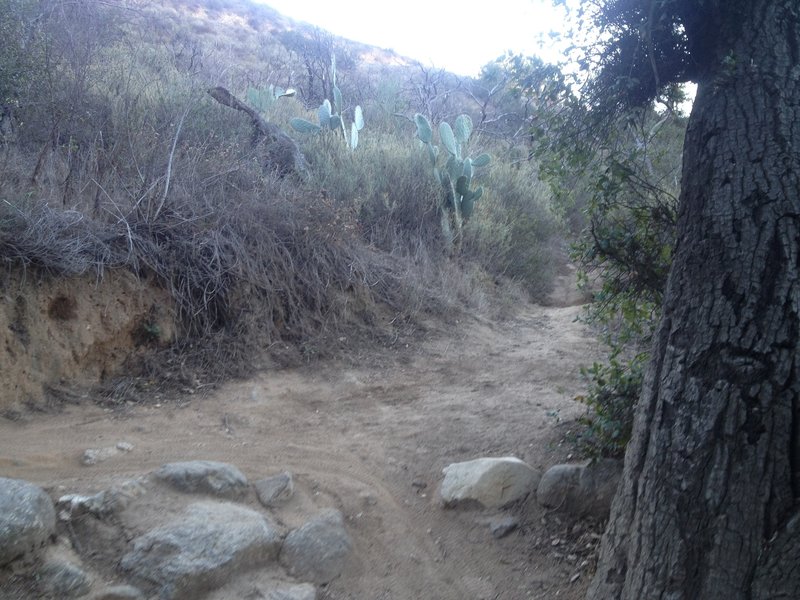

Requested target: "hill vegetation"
[
  {"left": 0, "top": 0, "right": 567, "bottom": 403},
  {"left": 0, "top": 0, "right": 687, "bottom": 459}
]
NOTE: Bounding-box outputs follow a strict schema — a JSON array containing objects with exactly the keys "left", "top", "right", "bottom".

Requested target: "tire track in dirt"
[{"left": 0, "top": 296, "right": 602, "bottom": 599}]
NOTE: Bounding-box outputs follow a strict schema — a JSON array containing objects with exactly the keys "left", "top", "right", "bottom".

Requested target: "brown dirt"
[
  {"left": 0, "top": 270, "right": 175, "bottom": 414},
  {"left": 0, "top": 272, "right": 603, "bottom": 600}
]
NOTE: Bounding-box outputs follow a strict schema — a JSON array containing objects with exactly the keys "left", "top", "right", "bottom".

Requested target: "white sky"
[{"left": 258, "top": 0, "right": 571, "bottom": 76}]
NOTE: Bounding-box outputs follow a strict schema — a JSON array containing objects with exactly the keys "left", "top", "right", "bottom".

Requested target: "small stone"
[
  {"left": 0, "top": 477, "right": 56, "bottom": 566},
  {"left": 489, "top": 516, "right": 519, "bottom": 539},
  {"left": 116, "top": 442, "right": 134, "bottom": 452},
  {"left": 254, "top": 472, "right": 294, "bottom": 507},
  {"left": 38, "top": 559, "right": 91, "bottom": 598},
  {"left": 93, "top": 584, "right": 145, "bottom": 600},
  {"left": 570, "top": 572, "right": 582, "bottom": 583},
  {"left": 411, "top": 479, "right": 427, "bottom": 490},
  {"left": 82, "top": 447, "right": 118, "bottom": 466}
]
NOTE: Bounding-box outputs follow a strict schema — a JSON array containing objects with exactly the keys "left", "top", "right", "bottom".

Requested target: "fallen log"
[{"left": 207, "top": 86, "right": 307, "bottom": 177}]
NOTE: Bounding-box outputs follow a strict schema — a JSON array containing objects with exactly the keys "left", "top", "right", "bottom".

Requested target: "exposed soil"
[
  {"left": 0, "top": 272, "right": 603, "bottom": 600},
  {"left": 0, "top": 270, "right": 175, "bottom": 414}
]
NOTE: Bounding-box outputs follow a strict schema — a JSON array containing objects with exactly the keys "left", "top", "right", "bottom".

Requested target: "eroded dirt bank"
[{"left": 0, "top": 270, "right": 174, "bottom": 414}]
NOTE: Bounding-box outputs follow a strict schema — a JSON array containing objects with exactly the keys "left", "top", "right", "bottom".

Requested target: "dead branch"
[{"left": 207, "top": 87, "right": 307, "bottom": 177}]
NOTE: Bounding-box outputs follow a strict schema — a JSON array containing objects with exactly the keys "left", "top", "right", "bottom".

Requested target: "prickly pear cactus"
[
  {"left": 415, "top": 114, "right": 433, "bottom": 144},
  {"left": 413, "top": 113, "right": 491, "bottom": 251},
  {"left": 289, "top": 54, "right": 364, "bottom": 151}
]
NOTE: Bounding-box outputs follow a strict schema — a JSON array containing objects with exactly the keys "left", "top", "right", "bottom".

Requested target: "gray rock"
[
  {"left": 489, "top": 515, "right": 520, "bottom": 539},
  {"left": 254, "top": 472, "right": 294, "bottom": 508},
  {"left": 39, "top": 558, "right": 91, "bottom": 598},
  {"left": 152, "top": 461, "right": 249, "bottom": 498},
  {"left": 537, "top": 459, "right": 623, "bottom": 518},
  {"left": 578, "top": 458, "right": 623, "bottom": 518},
  {"left": 0, "top": 477, "right": 56, "bottom": 566},
  {"left": 92, "top": 584, "right": 145, "bottom": 600},
  {"left": 120, "top": 501, "right": 281, "bottom": 599},
  {"left": 536, "top": 463, "right": 582, "bottom": 510},
  {"left": 280, "top": 509, "right": 352, "bottom": 584},
  {"left": 82, "top": 447, "right": 116, "bottom": 466},
  {"left": 440, "top": 457, "right": 539, "bottom": 508},
  {"left": 81, "top": 442, "right": 133, "bottom": 466},
  {"left": 262, "top": 582, "right": 316, "bottom": 600},
  {"left": 58, "top": 479, "right": 147, "bottom": 520}
]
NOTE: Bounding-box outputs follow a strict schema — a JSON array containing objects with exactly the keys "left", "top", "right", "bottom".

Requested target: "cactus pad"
[{"left": 415, "top": 114, "right": 433, "bottom": 144}]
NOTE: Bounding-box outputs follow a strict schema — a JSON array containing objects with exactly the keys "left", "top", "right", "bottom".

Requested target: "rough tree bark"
[{"left": 588, "top": 1, "right": 800, "bottom": 598}]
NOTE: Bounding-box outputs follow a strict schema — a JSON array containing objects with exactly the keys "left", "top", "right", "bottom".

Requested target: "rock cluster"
[
  {"left": 1, "top": 447, "right": 622, "bottom": 598},
  {"left": 0, "top": 459, "right": 352, "bottom": 599},
  {"left": 439, "top": 455, "right": 623, "bottom": 538}
]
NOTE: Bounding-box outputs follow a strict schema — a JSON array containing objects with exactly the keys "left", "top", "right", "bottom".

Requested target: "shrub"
[
  {"left": 0, "top": 0, "right": 567, "bottom": 393},
  {"left": 503, "top": 48, "right": 686, "bottom": 457},
  {"left": 293, "top": 128, "right": 447, "bottom": 253},
  {"left": 464, "top": 159, "right": 561, "bottom": 300},
  {"left": 576, "top": 350, "right": 647, "bottom": 458}
]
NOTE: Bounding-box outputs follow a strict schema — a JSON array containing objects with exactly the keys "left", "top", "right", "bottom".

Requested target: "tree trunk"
[{"left": 588, "top": 2, "right": 800, "bottom": 598}]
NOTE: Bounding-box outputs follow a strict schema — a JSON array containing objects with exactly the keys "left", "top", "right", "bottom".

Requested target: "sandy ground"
[{"left": 0, "top": 274, "right": 603, "bottom": 600}]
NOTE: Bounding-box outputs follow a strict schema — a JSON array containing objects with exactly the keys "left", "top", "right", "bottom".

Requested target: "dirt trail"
[{"left": 0, "top": 275, "right": 601, "bottom": 600}]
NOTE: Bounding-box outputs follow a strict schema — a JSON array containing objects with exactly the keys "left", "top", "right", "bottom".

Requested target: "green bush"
[
  {"left": 507, "top": 48, "right": 686, "bottom": 457},
  {"left": 293, "top": 128, "right": 446, "bottom": 251},
  {"left": 464, "top": 160, "right": 561, "bottom": 300},
  {"left": 576, "top": 350, "right": 647, "bottom": 458}
]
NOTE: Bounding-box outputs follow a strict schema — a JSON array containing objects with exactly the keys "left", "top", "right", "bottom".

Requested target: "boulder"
[
  {"left": 120, "top": 501, "right": 281, "bottom": 599},
  {"left": 152, "top": 460, "right": 248, "bottom": 498},
  {"left": 0, "top": 477, "right": 56, "bottom": 566},
  {"left": 536, "top": 463, "right": 582, "bottom": 509},
  {"left": 537, "top": 459, "right": 623, "bottom": 518},
  {"left": 254, "top": 472, "right": 294, "bottom": 508},
  {"left": 279, "top": 509, "right": 352, "bottom": 584},
  {"left": 440, "top": 457, "right": 539, "bottom": 508}
]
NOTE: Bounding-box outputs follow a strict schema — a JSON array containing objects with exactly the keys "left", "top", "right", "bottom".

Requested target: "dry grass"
[{"left": 0, "top": 0, "right": 564, "bottom": 391}]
